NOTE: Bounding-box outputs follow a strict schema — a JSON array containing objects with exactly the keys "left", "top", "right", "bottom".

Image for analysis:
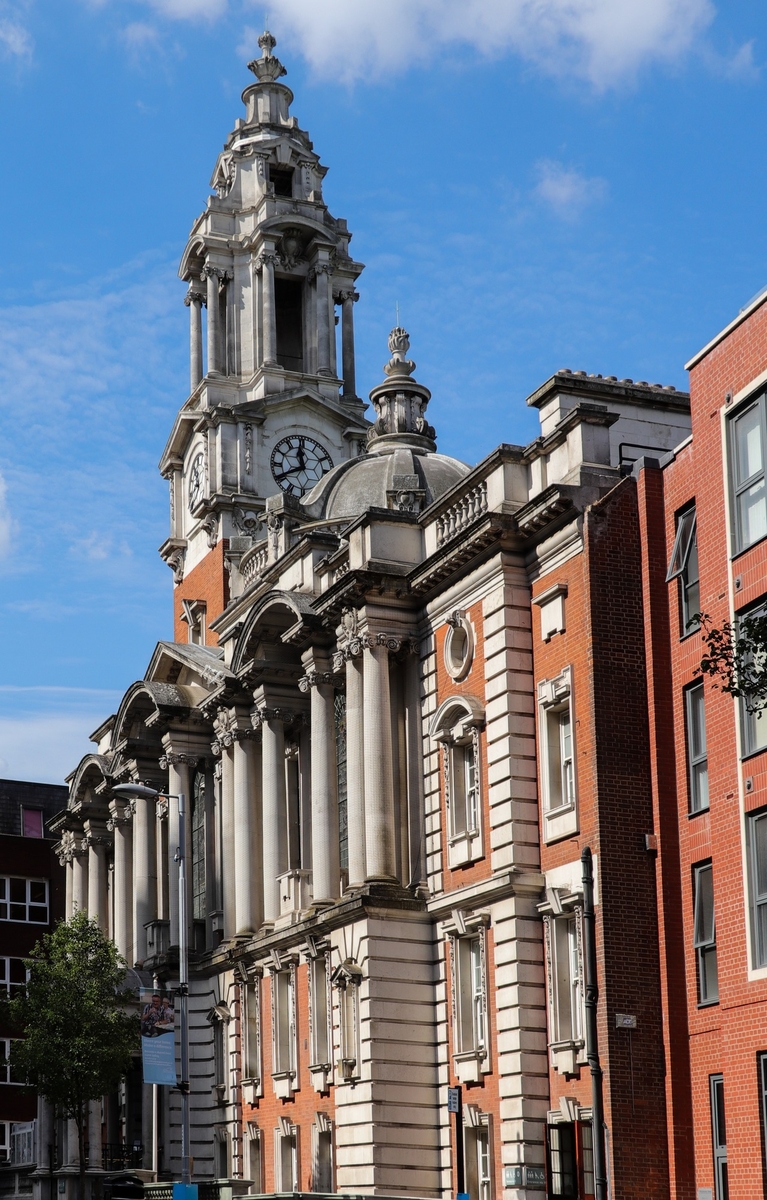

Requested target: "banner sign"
[{"left": 140, "top": 989, "right": 177, "bottom": 1086}]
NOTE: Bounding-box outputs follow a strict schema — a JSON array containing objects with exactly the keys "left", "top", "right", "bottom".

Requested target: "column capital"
[
  {"left": 361, "top": 631, "right": 419, "bottom": 656},
  {"left": 308, "top": 261, "right": 334, "bottom": 280},
  {"left": 336, "top": 288, "right": 359, "bottom": 303},
  {"left": 184, "top": 287, "right": 206, "bottom": 307},
  {"left": 255, "top": 252, "right": 280, "bottom": 272},
  {"left": 159, "top": 751, "right": 199, "bottom": 770},
  {"left": 252, "top": 705, "right": 295, "bottom": 727},
  {"left": 298, "top": 670, "right": 343, "bottom": 692},
  {"left": 107, "top": 796, "right": 132, "bottom": 829},
  {"left": 202, "top": 264, "right": 233, "bottom": 284}
]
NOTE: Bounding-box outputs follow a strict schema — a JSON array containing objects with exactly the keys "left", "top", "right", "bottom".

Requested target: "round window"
[{"left": 444, "top": 611, "right": 474, "bottom": 682}]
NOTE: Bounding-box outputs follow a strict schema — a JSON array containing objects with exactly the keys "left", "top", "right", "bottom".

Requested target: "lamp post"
[{"left": 113, "top": 783, "right": 191, "bottom": 1186}]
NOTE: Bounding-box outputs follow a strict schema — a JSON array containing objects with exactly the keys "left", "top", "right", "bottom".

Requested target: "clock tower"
[{"left": 159, "top": 32, "right": 369, "bottom": 644}]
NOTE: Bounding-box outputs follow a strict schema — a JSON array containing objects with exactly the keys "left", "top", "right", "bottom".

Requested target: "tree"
[
  {"left": 3, "top": 912, "right": 139, "bottom": 1200},
  {"left": 696, "top": 610, "right": 767, "bottom": 714}
]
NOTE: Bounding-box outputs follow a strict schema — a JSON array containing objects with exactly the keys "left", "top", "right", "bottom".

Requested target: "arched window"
[{"left": 430, "top": 696, "right": 485, "bottom": 869}]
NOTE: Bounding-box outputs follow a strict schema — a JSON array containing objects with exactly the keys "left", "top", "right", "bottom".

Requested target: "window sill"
[
  {"left": 679, "top": 625, "right": 701, "bottom": 642},
  {"left": 271, "top": 1069, "right": 297, "bottom": 1099},
  {"left": 741, "top": 745, "right": 767, "bottom": 763},
  {"left": 453, "top": 1048, "right": 488, "bottom": 1085},
  {"left": 241, "top": 1078, "right": 261, "bottom": 1105},
  {"left": 731, "top": 530, "right": 767, "bottom": 562},
  {"left": 687, "top": 805, "right": 710, "bottom": 820},
  {"left": 309, "top": 1062, "right": 332, "bottom": 1092},
  {"left": 448, "top": 831, "right": 483, "bottom": 869},
  {"left": 697, "top": 999, "right": 719, "bottom": 1008}
]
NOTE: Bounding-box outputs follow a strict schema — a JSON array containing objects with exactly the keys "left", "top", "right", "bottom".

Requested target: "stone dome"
[{"left": 301, "top": 326, "right": 471, "bottom": 519}]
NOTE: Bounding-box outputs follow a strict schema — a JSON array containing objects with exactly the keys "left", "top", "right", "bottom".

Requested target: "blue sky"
[{"left": 0, "top": 0, "right": 766, "bottom": 782}]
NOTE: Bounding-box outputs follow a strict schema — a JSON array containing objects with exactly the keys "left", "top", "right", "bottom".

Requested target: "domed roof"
[{"left": 301, "top": 327, "right": 471, "bottom": 519}]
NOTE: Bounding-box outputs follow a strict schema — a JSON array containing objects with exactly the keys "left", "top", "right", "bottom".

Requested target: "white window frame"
[
  {"left": 311, "top": 1112, "right": 334, "bottom": 1194},
  {"left": 0, "top": 958, "right": 27, "bottom": 997},
  {"left": 332, "top": 959, "right": 362, "bottom": 1083},
  {"left": 538, "top": 667, "right": 578, "bottom": 842},
  {"left": 463, "top": 1108, "right": 492, "bottom": 1200},
  {"left": 542, "top": 906, "right": 586, "bottom": 1077},
  {"left": 0, "top": 877, "right": 49, "bottom": 924},
  {"left": 241, "top": 974, "right": 262, "bottom": 1104},
  {"left": 0, "top": 1040, "right": 22, "bottom": 1085},
  {"left": 693, "top": 862, "right": 718, "bottom": 1005},
  {"left": 0, "top": 1121, "right": 9, "bottom": 1162},
  {"left": 270, "top": 959, "right": 298, "bottom": 1098},
  {"left": 729, "top": 393, "right": 767, "bottom": 554},
  {"left": 308, "top": 950, "right": 332, "bottom": 1093},
  {"left": 685, "top": 681, "right": 709, "bottom": 813},
  {"left": 430, "top": 696, "right": 485, "bottom": 868},
  {"left": 10, "top": 1123, "right": 35, "bottom": 1166},
  {"left": 446, "top": 913, "right": 490, "bottom": 1085},
  {"left": 275, "top": 1118, "right": 299, "bottom": 1192}
]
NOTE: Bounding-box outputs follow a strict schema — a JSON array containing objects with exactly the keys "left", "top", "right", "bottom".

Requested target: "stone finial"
[
  {"left": 384, "top": 326, "right": 416, "bottom": 378},
  {"left": 248, "top": 29, "right": 287, "bottom": 82}
]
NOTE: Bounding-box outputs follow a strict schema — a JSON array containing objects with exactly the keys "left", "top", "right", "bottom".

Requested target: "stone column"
[
  {"left": 133, "top": 790, "right": 157, "bottom": 965},
  {"left": 339, "top": 289, "right": 358, "bottom": 399},
  {"left": 404, "top": 648, "right": 426, "bottom": 892},
  {"left": 233, "top": 729, "right": 263, "bottom": 936},
  {"left": 344, "top": 648, "right": 366, "bottom": 886},
  {"left": 63, "top": 852, "right": 74, "bottom": 919},
  {"left": 36, "top": 1095, "right": 53, "bottom": 1174},
  {"left": 258, "top": 253, "right": 278, "bottom": 366},
  {"left": 108, "top": 797, "right": 133, "bottom": 962},
  {"left": 260, "top": 710, "right": 288, "bottom": 923},
  {"left": 185, "top": 285, "right": 205, "bottom": 390},
  {"left": 72, "top": 834, "right": 89, "bottom": 915},
  {"left": 212, "top": 718, "right": 237, "bottom": 939},
  {"left": 162, "top": 752, "right": 194, "bottom": 948},
  {"left": 362, "top": 634, "right": 398, "bottom": 881},
  {"left": 300, "top": 656, "right": 340, "bottom": 905},
  {"left": 314, "top": 263, "right": 333, "bottom": 376},
  {"left": 84, "top": 822, "right": 109, "bottom": 934},
  {"left": 88, "top": 1099, "right": 102, "bottom": 1171},
  {"left": 204, "top": 264, "right": 222, "bottom": 375}
]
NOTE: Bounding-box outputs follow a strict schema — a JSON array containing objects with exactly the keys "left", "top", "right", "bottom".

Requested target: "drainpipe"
[{"left": 582, "top": 846, "right": 608, "bottom": 1200}]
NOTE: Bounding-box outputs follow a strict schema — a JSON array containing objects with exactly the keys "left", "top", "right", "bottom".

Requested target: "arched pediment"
[
  {"left": 67, "top": 754, "right": 112, "bottom": 808},
  {"left": 179, "top": 237, "right": 206, "bottom": 283},
  {"left": 111, "top": 680, "right": 192, "bottom": 749},
  {"left": 428, "top": 694, "right": 485, "bottom": 741},
  {"left": 232, "top": 590, "right": 323, "bottom": 674}
]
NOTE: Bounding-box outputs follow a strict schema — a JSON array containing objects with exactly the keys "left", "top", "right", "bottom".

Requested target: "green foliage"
[
  {"left": 696, "top": 611, "right": 767, "bottom": 714},
  {"left": 2, "top": 911, "right": 139, "bottom": 1162}
]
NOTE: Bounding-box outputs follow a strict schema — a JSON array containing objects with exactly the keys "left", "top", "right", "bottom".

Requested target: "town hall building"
[{"left": 32, "top": 28, "right": 767, "bottom": 1200}]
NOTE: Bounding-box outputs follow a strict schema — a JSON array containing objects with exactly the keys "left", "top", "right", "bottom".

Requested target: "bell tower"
[{"left": 159, "top": 32, "right": 369, "bottom": 644}]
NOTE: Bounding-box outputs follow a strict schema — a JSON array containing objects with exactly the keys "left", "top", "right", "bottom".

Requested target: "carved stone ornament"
[
  {"left": 212, "top": 153, "right": 236, "bottom": 199},
  {"left": 255, "top": 252, "right": 280, "bottom": 273},
  {"left": 233, "top": 506, "right": 263, "bottom": 539},
  {"left": 167, "top": 548, "right": 185, "bottom": 585},
  {"left": 159, "top": 752, "right": 199, "bottom": 770},
  {"left": 244, "top": 424, "right": 253, "bottom": 475},
  {"left": 248, "top": 30, "right": 287, "bottom": 82},
  {"left": 202, "top": 513, "right": 219, "bottom": 550},
  {"left": 279, "top": 228, "right": 304, "bottom": 270},
  {"left": 298, "top": 670, "right": 344, "bottom": 693},
  {"left": 184, "top": 287, "right": 206, "bottom": 308}
]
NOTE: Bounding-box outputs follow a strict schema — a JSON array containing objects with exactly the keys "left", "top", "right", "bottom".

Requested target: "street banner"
[{"left": 140, "top": 988, "right": 177, "bottom": 1085}]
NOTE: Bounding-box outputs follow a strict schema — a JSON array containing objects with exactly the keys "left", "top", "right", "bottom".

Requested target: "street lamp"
[{"left": 113, "top": 782, "right": 191, "bottom": 1187}]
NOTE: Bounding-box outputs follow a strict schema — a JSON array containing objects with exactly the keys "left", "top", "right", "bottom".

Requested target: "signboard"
[
  {"left": 447, "top": 1087, "right": 460, "bottom": 1114},
  {"left": 140, "top": 988, "right": 177, "bottom": 1086},
  {"left": 504, "top": 1166, "right": 545, "bottom": 1190}
]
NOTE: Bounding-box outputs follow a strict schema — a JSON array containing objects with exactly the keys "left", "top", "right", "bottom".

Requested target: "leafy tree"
[
  {"left": 2, "top": 912, "right": 139, "bottom": 1200},
  {"left": 696, "top": 610, "right": 767, "bottom": 713}
]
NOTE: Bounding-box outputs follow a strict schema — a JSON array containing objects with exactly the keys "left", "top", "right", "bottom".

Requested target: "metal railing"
[{"left": 102, "top": 1144, "right": 144, "bottom": 1172}]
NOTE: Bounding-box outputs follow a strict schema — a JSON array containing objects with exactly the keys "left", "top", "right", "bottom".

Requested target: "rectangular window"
[
  {"left": 278, "top": 1128, "right": 298, "bottom": 1191},
  {"left": 213, "top": 1020, "right": 227, "bottom": 1091},
  {"left": 547, "top": 1123, "right": 577, "bottom": 1198},
  {"left": 538, "top": 669, "right": 578, "bottom": 841},
  {"left": 710, "top": 1074, "right": 728, "bottom": 1200},
  {"left": 247, "top": 1127, "right": 262, "bottom": 1190},
  {"left": 464, "top": 1122, "right": 492, "bottom": 1200},
  {"left": 748, "top": 810, "right": 767, "bottom": 967},
  {"left": 310, "top": 956, "right": 330, "bottom": 1067},
  {"left": 215, "top": 1134, "right": 229, "bottom": 1180},
  {"left": 10, "top": 1124, "right": 35, "bottom": 1166},
  {"left": 0, "top": 1122, "right": 8, "bottom": 1162},
  {"left": 686, "top": 683, "right": 709, "bottom": 812},
  {"left": 456, "top": 934, "right": 487, "bottom": 1054},
  {"left": 739, "top": 605, "right": 767, "bottom": 756},
  {"left": 452, "top": 738, "right": 480, "bottom": 836},
  {"left": 731, "top": 395, "right": 767, "bottom": 552},
  {"left": 547, "top": 913, "right": 584, "bottom": 1047},
  {"left": 0, "top": 878, "right": 48, "bottom": 924},
  {"left": 0, "top": 959, "right": 26, "bottom": 996},
  {"left": 273, "top": 969, "right": 296, "bottom": 1077},
  {"left": 667, "top": 506, "right": 700, "bottom": 633},
  {"left": 313, "top": 1125, "right": 333, "bottom": 1193},
  {"left": 546, "top": 707, "right": 574, "bottom": 811},
  {"left": 244, "top": 982, "right": 260, "bottom": 1081},
  {"left": 693, "top": 863, "right": 719, "bottom": 1004},
  {"left": 21, "top": 809, "right": 43, "bottom": 839},
  {"left": 0, "top": 1040, "right": 22, "bottom": 1085},
  {"left": 275, "top": 278, "right": 304, "bottom": 373},
  {"left": 339, "top": 981, "right": 360, "bottom": 1078}
]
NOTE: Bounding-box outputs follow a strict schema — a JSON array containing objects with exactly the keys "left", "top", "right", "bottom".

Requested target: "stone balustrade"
[{"left": 435, "top": 480, "right": 488, "bottom": 546}]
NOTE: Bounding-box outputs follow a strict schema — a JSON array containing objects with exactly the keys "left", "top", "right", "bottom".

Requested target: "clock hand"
[
  {"left": 296, "top": 446, "right": 306, "bottom": 470},
  {"left": 273, "top": 469, "right": 296, "bottom": 481}
]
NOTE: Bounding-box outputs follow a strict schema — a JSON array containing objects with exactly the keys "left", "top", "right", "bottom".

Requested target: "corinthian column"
[
  {"left": 339, "top": 289, "right": 358, "bottom": 399},
  {"left": 161, "top": 749, "right": 194, "bottom": 948},
  {"left": 133, "top": 789, "right": 157, "bottom": 965},
  {"left": 84, "top": 820, "right": 110, "bottom": 934},
  {"left": 300, "top": 655, "right": 340, "bottom": 906},
  {"left": 260, "top": 709, "right": 288, "bottom": 923},
  {"left": 314, "top": 262, "right": 333, "bottom": 376},
  {"left": 213, "top": 714, "right": 237, "bottom": 940},
  {"left": 108, "top": 797, "right": 133, "bottom": 961},
  {"left": 342, "top": 643, "right": 366, "bottom": 886},
  {"left": 71, "top": 832, "right": 89, "bottom": 915},
  {"left": 257, "top": 252, "right": 278, "bottom": 366},
  {"left": 362, "top": 633, "right": 398, "bottom": 881},
  {"left": 233, "top": 728, "right": 263, "bottom": 935},
  {"left": 204, "top": 264, "right": 222, "bottom": 375},
  {"left": 185, "top": 285, "right": 205, "bottom": 391}
]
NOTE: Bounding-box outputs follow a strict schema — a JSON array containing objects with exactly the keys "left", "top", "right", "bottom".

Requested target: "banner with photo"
[{"left": 140, "top": 988, "right": 177, "bottom": 1086}]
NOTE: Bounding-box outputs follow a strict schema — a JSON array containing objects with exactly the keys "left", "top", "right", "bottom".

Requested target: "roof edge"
[{"left": 685, "top": 288, "right": 767, "bottom": 371}]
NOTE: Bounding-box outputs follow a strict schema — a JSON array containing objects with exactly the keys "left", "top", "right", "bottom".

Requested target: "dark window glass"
[
  {"left": 693, "top": 863, "right": 719, "bottom": 1003},
  {"left": 749, "top": 811, "right": 767, "bottom": 967},
  {"left": 270, "top": 167, "right": 294, "bottom": 197},
  {"left": 731, "top": 397, "right": 767, "bottom": 552},
  {"left": 710, "top": 1075, "right": 729, "bottom": 1200},
  {"left": 686, "top": 683, "right": 709, "bottom": 812},
  {"left": 22, "top": 810, "right": 43, "bottom": 839},
  {"left": 547, "top": 1122, "right": 577, "bottom": 1197},
  {"left": 274, "top": 278, "right": 303, "bottom": 372}
]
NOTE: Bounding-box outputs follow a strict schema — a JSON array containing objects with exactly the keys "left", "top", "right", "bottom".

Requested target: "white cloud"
[
  {"left": 121, "top": 20, "right": 161, "bottom": 49},
  {"left": 534, "top": 159, "right": 607, "bottom": 219},
  {"left": 0, "top": 471, "right": 12, "bottom": 558},
  {"left": 0, "top": 712, "right": 106, "bottom": 784},
  {"left": 0, "top": 3, "right": 33, "bottom": 61}
]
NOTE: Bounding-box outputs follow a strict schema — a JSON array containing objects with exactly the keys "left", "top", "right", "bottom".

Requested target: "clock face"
[
  {"left": 188, "top": 452, "right": 205, "bottom": 511},
  {"left": 270, "top": 435, "right": 333, "bottom": 498}
]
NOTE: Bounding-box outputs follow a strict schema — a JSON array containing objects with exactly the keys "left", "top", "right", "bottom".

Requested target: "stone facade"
[{"left": 42, "top": 33, "right": 702, "bottom": 1200}]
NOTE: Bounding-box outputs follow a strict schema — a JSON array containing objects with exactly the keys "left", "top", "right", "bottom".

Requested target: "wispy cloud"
[
  {"left": 0, "top": 470, "right": 12, "bottom": 558},
  {"left": 0, "top": 713, "right": 107, "bottom": 784},
  {"left": 534, "top": 159, "right": 608, "bottom": 220},
  {"left": 102, "top": 0, "right": 717, "bottom": 88}
]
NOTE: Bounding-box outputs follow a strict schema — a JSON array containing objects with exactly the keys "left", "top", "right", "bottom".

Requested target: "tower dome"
[{"left": 300, "top": 327, "right": 470, "bottom": 519}]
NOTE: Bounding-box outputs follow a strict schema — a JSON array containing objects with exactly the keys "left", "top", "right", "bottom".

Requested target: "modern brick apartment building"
[{"left": 0, "top": 780, "right": 66, "bottom": 1174}]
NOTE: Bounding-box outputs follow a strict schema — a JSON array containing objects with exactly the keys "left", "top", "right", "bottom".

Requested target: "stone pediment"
[{"left": 146, "top": 640, "right": 234, "bottom": 691}]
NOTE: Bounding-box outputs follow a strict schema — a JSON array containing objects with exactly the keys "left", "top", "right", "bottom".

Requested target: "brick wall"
[{"left": 174, "top": 542, "right": 230, "bottom": 646}]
